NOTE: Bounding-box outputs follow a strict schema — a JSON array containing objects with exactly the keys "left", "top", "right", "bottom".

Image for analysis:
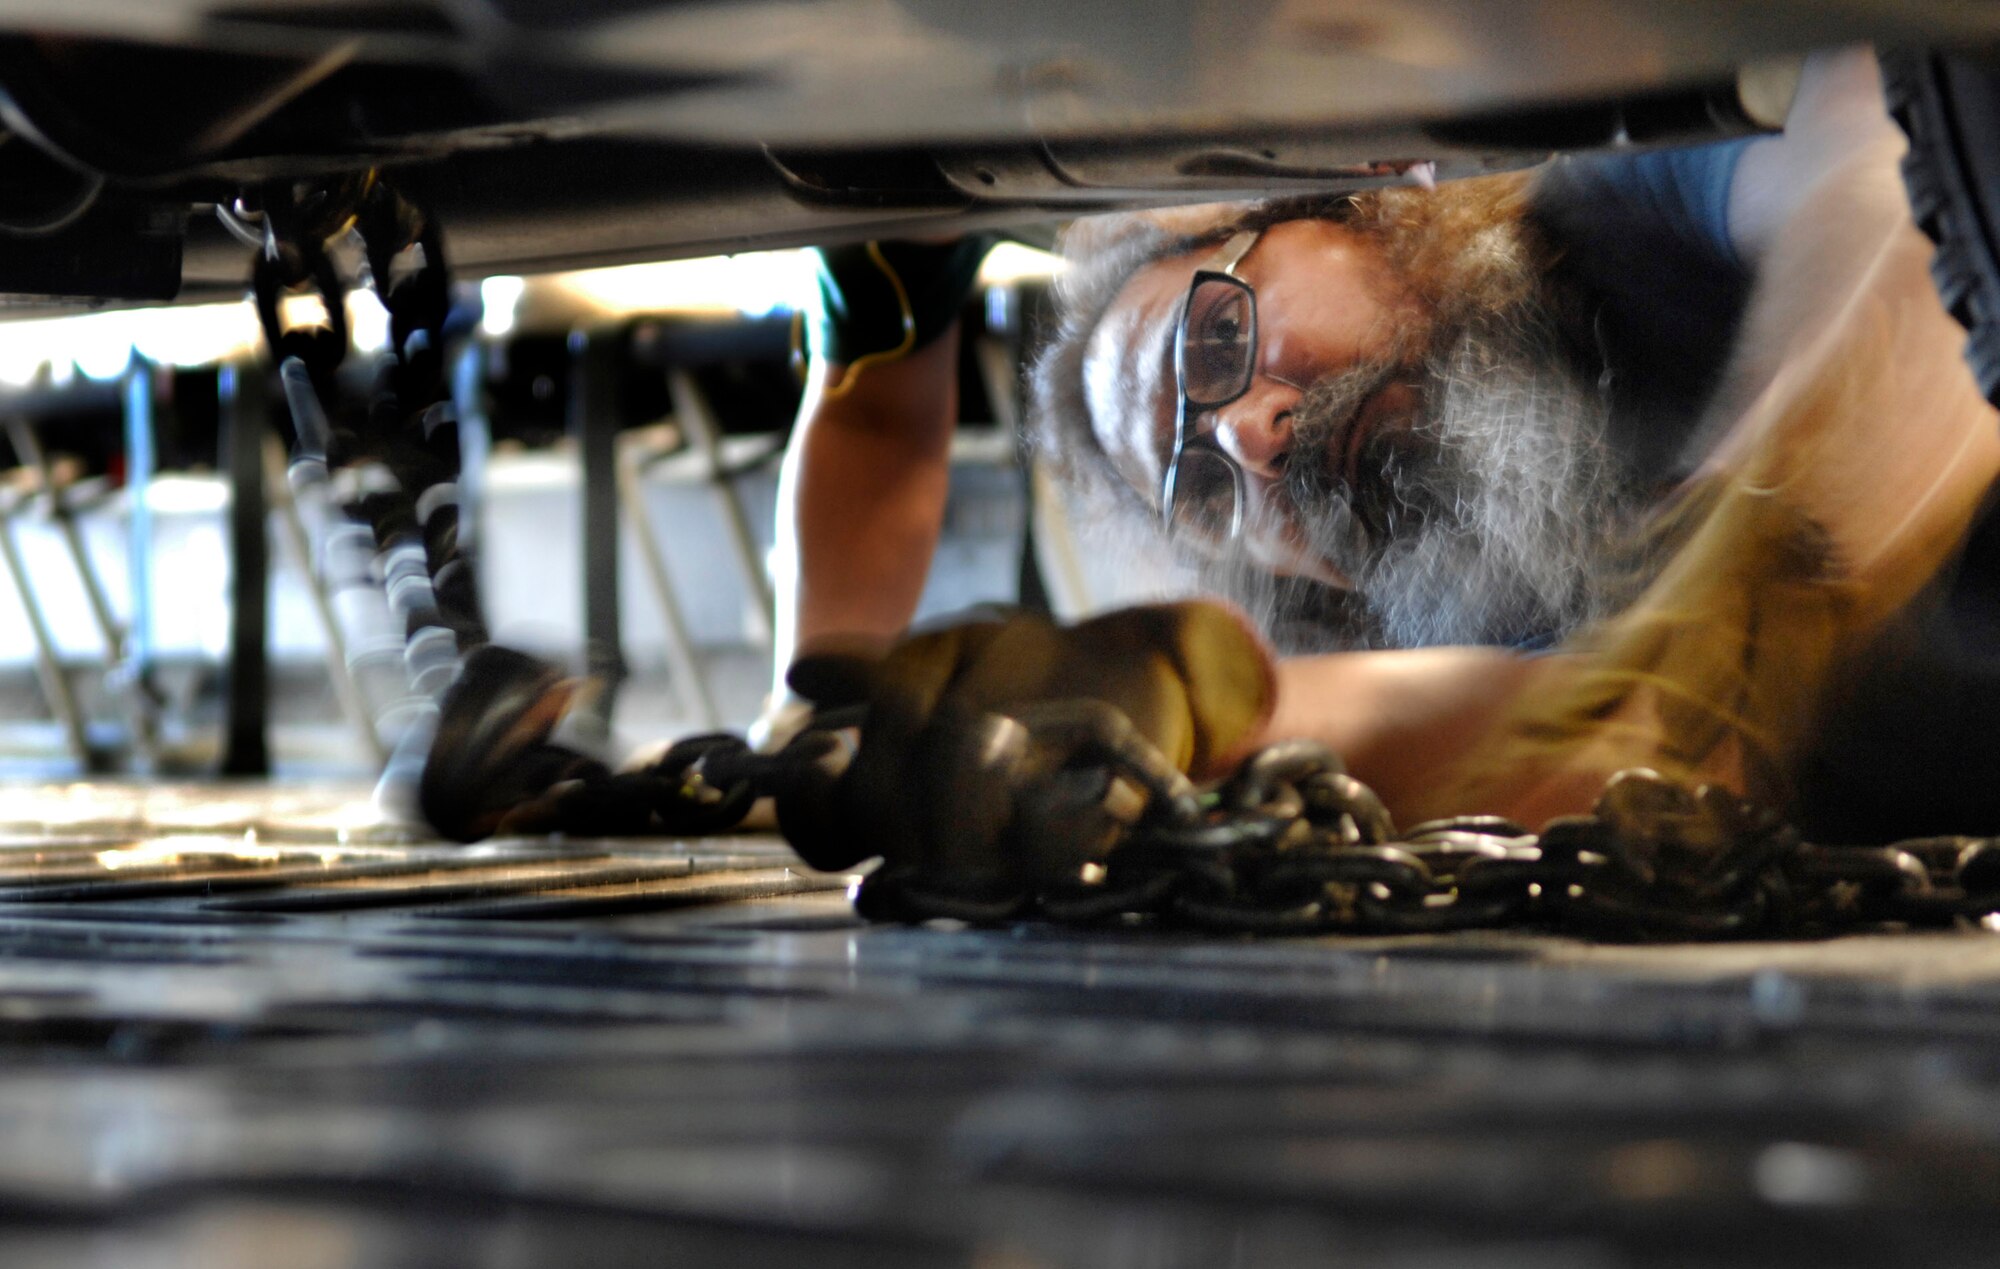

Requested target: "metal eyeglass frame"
[{"left": 1161, "top": 227, "right": 1262, "bottom": 542}]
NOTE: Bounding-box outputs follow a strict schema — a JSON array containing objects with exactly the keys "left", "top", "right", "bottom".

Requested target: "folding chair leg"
[
  {"left": 569, "top": 329, "right": 626, "bottom": 738},
  {"left": 0, "top": 497, "right": 93, "bottom": 770},
  {"left": 264, "top": 432, "right": 389, "bottom": 766},
  {"left": 665, "top": 367, "right": 774, "bottom": 647},
  {"left": 112, "top": 359, "right": 163, "bottom": 760},
  {"left": 219, "top": 361, "right": 270, "bottom": 777}
]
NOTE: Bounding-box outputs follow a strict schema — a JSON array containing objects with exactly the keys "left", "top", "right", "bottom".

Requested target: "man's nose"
[{"left": 1211, "top": 377, "right": 1303, "bottom": 479}]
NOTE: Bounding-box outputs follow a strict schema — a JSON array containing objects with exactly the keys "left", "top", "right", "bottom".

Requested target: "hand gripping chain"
[{"left": 423, "top": 647, "right": 2000, "bottom": 940}]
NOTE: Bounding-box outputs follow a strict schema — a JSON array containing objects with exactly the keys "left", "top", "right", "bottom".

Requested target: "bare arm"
[
  {"left": 1726, "top": 48, "right": 1903, "bottom": 272},
  {"left": 1709, "top": 46, "right": 2000, "bottom": 601},
  {"left": 770, "top": 324, "right": 961, "bottom": 693},
  {"left": 1259, "top": 647, "right": 1545, "bottom": 822},
  {"left": 1466, "top": 46, "right": 2000, "bottom": 826},
  {"left": 1248, "top": 47, "right": 2000, "bottom": 830}
]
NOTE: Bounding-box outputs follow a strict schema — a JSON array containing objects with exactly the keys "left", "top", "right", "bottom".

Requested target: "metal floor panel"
[{"left": 0, "top": 783, "right": 1998, "bottom": 1266}]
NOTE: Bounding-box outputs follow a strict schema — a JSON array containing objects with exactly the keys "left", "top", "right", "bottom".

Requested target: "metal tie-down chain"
[
  {"left": 251, "top": 172, "right": 481, "bottom": 650},
  {"left": 249, "top": 174, "right": 487, "bottom": 796},
  {"left": 449, "top": 682, "right": 2000, "bottom": 939}
]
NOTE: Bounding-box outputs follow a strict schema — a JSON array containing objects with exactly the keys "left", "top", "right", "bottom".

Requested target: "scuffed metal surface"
[{"left": 0, "top": 783, "right": 1997, "bottom": 1264}]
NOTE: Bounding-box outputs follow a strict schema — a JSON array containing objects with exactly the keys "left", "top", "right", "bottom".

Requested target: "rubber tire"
[{"left": 1881, "top": 47, "right": 2000, "bottom": 405}]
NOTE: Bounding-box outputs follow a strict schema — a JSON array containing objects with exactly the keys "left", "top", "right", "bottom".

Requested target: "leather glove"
[{"left": 776, "top": 600, "right": 1277, "bottom": 904}]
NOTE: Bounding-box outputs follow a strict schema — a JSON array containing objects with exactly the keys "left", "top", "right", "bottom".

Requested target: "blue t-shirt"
[{"left": 1530, "top": 138, "right": 1756, "bottom": 480}]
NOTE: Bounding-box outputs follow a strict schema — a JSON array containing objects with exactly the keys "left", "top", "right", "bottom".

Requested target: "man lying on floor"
[
  {"left": 789, "top": 46, "right": 2000, "bottom": 846},
  {"left": 424, "top": 48, "right": 1999, "bottom": 856}
]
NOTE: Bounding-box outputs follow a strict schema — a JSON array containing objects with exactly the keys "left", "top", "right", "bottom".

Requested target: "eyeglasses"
[{"left": 1161, "top": 228, "right": 1261, "bottom": 544}]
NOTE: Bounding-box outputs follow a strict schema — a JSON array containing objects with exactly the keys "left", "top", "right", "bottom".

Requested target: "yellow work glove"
[{"left": 777, "top": 600, "right": 1277, "bottom": 895}]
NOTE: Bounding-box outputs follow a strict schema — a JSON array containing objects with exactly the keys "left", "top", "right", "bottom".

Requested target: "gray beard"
[{"left": 1202, "top": 317, "right": 1634, "bottom": 652}]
